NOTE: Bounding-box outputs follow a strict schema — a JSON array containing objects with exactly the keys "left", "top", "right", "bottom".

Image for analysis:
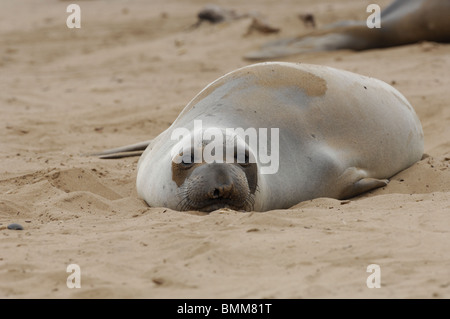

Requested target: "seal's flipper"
[
  {"left": 244, "top": 36, "right": 313, "bottom": 60},
  {"left": 244, "top": 32, "right": 357, "bottom": 60},
  {"left": 89, "top": 140, "right": 152, "bottom": 159},
  {"left": 97, "top": 150, "right": 145, "bottom": 159},
  {"left": 343, "top": 177, "right": 389, "bottom": 199},
  {"left": 337, "top": 167, "right": 389, "bottom": 199}
]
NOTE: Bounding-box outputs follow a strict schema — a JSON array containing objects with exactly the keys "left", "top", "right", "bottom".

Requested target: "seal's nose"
[
  {"left": 191, "top": 163, "right": 236, "bottom": 200},
  {"left": 209, "top": 184, "right": 233, "bottom": 199}
]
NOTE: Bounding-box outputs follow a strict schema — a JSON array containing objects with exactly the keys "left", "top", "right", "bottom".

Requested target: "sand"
[{"left": 1, "top": 0, "right": 449, "bottom": 298}]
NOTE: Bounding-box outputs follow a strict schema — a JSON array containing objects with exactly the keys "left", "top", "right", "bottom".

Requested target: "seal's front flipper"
[
  {"left": 87, "top": 140, "right": 153, "bottom": 159},
  {"left": 343, "top": 177, "right": 389, "bottom": 199},
  {"left": 337, "top": 167, "right": 389, "bottom": 199}
]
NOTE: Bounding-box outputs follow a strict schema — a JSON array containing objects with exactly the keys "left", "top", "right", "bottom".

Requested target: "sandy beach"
[{"left": 1, "top": 0, "right": 449, "bottom": 298}]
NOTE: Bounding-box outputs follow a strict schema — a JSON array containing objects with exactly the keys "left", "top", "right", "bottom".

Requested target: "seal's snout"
[
  {"left": 209, "top": 183, "right": 234, "bottom": 199},
  {"left": 204, "top": 163, "right": 235, "bottom": 199},
  {"left": 175, "top": 162, "right": 255, "bottom": 212}
]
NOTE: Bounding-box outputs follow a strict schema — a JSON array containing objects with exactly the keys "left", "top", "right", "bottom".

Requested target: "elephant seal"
[
  {"left": 95, "top": 62, "right": 424, "bottom": 212},
  {"left": 245, "top": 0, "right": 450, "bottom": 60}
]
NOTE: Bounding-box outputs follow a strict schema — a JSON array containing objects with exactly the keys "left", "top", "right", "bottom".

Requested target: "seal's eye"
[
  {"left": 181, "top": 153, "right": 195, "bottom": 168},
  {"left": 235, "top": 151, "right": 250, "bottom": 167}
]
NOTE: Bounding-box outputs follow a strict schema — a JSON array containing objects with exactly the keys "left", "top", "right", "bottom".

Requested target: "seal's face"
[{"left": 170, "top": 131, "right": 258, "bottom": 212}]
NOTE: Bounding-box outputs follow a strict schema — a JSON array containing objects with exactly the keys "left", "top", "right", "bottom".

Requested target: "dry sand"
[{"left": 1, "top": 0, "right": 449, "bottom": 298}]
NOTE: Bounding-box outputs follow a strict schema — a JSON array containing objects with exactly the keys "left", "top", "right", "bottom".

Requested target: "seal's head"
[{"left": 170, "top": 129, "right": 258, "bottom": 212}]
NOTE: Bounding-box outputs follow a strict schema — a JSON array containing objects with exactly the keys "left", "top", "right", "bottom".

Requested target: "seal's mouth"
[
  {"left": 177, "top": 194, "right": 254, "bottom": 213},
  {"left": 175, "top": 162, "right": 256, "bottom": 212},
  {"left": 195, "top": 200, "right": 246, "bottom": 213}
]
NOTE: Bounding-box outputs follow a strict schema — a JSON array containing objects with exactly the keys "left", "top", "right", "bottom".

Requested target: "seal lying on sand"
[
  {"left": 245, "top": 0, "right": 450, "bottom": 60},
  {"left": 95, "top": 62, "right": 424, "bottom": 212}
]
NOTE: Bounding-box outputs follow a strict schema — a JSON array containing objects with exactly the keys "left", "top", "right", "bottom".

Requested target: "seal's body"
[{"left": 96, "top": 63, "right": 424, "bottom": 212}]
